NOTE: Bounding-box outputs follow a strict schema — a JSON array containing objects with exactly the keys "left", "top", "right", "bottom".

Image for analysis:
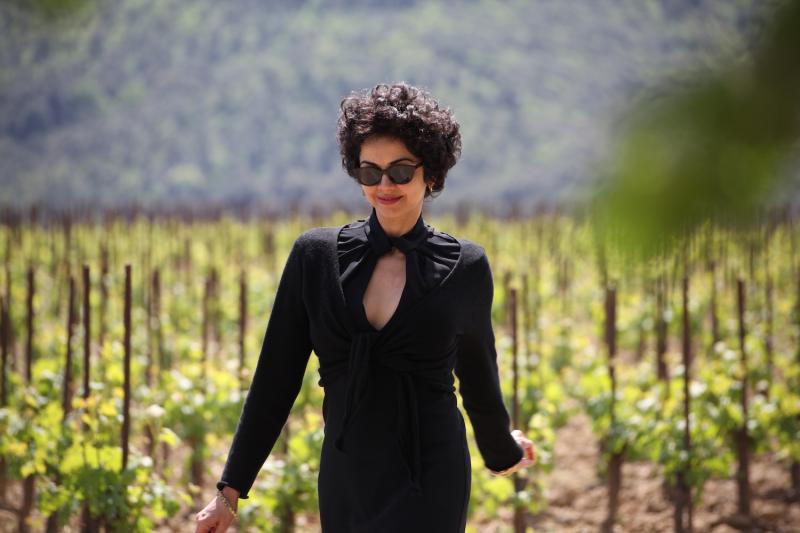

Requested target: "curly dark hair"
[{"left": 336, "top": 82, "right": 462, "bottom": 199}]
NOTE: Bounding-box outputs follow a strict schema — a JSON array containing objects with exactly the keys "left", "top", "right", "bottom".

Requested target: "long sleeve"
[
  {"left": 453, "top": 249, "right": 524, "bottom": 473},
  {"left": 216, "top": 235, "right": 313, "bottom": 499}
]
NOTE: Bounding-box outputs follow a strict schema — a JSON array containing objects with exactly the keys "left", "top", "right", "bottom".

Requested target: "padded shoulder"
[{"left": 457, "top": 238, "right": 489, "bottom": 272}]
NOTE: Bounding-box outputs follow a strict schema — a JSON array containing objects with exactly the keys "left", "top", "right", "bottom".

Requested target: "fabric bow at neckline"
[{"left": 365, "top": 207, "right": 429, "bottom": 256}]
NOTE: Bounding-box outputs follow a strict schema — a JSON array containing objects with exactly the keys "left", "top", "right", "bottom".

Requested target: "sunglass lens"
[
  {"left": 387, "top": 166, "right": 415, "bottom": 184},
  {"left": 355, "top": 167, "right": 381, "bottom": 185}
]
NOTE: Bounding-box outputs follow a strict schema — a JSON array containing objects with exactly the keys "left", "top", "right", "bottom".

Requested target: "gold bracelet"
[{"left": 217, "top": 489, "right": 238, "bottom": 520}]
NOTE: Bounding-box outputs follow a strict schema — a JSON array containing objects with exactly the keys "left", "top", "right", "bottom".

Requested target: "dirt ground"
[
  {"left": 507, "top": 413, "right": 800, "bottom": 533},
  {"left": 2, "top": 412, "right": 799, "bottom": 532}
]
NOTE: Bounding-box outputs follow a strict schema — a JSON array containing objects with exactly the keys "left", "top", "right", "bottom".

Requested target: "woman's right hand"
[{"left": 194, "top": 487, "right": 239, "bottom": 533}]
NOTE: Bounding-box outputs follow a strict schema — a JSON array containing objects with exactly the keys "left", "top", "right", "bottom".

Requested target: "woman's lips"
[{"left": 377, "top": 195, "right": 401, "bottom": 204}]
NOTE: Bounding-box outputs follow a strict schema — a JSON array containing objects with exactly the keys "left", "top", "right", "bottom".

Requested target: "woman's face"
[{"left": 358, "top": 135, "right": 429, "bottom": 220}]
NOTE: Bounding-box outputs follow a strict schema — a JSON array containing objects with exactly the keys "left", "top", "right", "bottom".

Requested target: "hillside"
[{"left": 0, "top": 0, "right": 778, "bottom": 214}]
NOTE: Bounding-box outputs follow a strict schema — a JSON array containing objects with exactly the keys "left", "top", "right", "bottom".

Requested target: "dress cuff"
[
  {"left": 216, "top": 480, "right": 248, "bottom": 500},
  {"left": 486, "top": 441, "right": 525, "bottom": 473}
]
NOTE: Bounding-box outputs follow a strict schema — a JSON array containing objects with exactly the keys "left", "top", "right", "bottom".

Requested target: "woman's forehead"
[{"left": 359, "top": 136, "right": 415, "bottom": 162}]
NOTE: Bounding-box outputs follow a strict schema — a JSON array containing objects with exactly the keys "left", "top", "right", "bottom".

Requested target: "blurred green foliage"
[{"left": 592, "top": 0, "right": 799, "bottom": 260}]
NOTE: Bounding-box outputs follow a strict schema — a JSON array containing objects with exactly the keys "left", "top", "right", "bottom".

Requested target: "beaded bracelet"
[{"left": 217, "top": 489, "right": 238, "bottom": 520}]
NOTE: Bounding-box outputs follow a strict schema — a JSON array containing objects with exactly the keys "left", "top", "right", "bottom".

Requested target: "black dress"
[{"left": 217, "top": 207, "right": 524, "bottom": 532}]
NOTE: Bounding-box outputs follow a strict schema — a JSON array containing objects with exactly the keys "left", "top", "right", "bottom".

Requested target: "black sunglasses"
[{"left": 353, "top": 161, "right": 424, "bottom": 186}]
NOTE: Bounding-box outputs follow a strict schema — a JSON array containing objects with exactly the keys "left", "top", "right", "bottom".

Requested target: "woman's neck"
[{"left": 374, "top": 206, "right": 422, "bottom": 237}]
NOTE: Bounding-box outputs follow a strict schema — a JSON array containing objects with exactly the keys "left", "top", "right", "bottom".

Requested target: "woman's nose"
[{"left": 378, "top": 172, "right": 395, "bottom": 187}]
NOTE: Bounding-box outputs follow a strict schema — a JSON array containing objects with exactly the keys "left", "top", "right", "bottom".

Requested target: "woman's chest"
[
  {"left": 362, "top": 252, "right": 406, "bottom": 331},
  {"left": 304, "top": 245, "right": 466, "bottom": 356}
]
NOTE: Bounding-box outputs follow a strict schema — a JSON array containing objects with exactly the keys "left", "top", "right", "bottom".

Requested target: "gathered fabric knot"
[
  {"left": 333, "top": 331, "right": 378, "bottom": 454},
  {"left": 365, "top": 207, "right": 429, "bottom": 257},
  {"left": 330, "top": 329, "right": 429, "bottom": 493},
  {"left": 326, "top": 330, "right": 455, "bottom": 493}
]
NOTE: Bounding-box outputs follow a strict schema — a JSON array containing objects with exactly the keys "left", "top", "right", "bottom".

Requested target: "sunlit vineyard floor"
[{"left": 519, "top": 412, "right": 800, "bottom": 533}]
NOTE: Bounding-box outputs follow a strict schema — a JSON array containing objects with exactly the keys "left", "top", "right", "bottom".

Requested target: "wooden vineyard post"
[
  {"left": 19, "top": 265, "right": 35, "bottom": 533},
  {"left": 634, "top": 266, "right": 647, "bottom": 364},
  {"left": 508, "top": 286, "right": 528, "bottom": 533},
  {"left": 201, "top": 271, "right": 210, "bottom": 379},
  {"left": 25, "top": 266, "right": 34, "bottom": 384},
  {"left": 152, "top": 267, "right": 166, "bottom": 375},
  {"left": 54, "top": 216, "right": 72, "bottom": 316},
  {"left": 0, "top": 294, "right": 7, "bottom": 409},
  {"left": 532, "top": 224, "right": 544, "bottom": 386},
  {"left": 191, "top": 268, "right": 210, "bottom": 497},
  {"left": 98, "top": 242, "right": 109, "bottom": 366},
  {"left": 3, "top": 229, "right": 14, "bottom": 375},
  {"left": 704, "top": 224, "right": 720, "bottom": 349},
  {"left": 263, "top": 225, "right": 275, "bottom": 275},
  {"left": 210, "top": 267, "right": 220, "bottom": 357},
  {"left": 122, "top": 264, "right": 132, "bottom": 471},
  {"left": 674, "top": 275, "right": 693, "bottom": 532},
  {"left": 655, "top": 274, "right": 669, "bottom": 385},
  {"left": 144, "top": 267, "right": 156, "bottom": 461},
  {"left": 709, "top": 259, "right": 720, "bottom": 349},
  {"left": 0, "top": 295, "right": 8, "bottom": 502},
  {"left": 761, "top": 245, "right": 774, "bottom": 399},
  {"left": 521, "top": 273, "right": 531, "bottom": 376},
  {"left": 46, "top": 275, "right": 76, "bottom": 532},
  {"left": 735, "top": 278, "right": 751, "bottom": 518},
  {"left": 145, "top": 267, "right": 154, "bottom": 390},
  {"left": 154, "top": 265, "right": 163, "bottom": 376},
  {"left": 201, "top": 268, "right": 220, "bottom": 379},
  {"left": 239, "top": 268, "right": 248, "bottom": 389},
  {"left": 509, "top": 288, "right": 519, "bottom": 433},
  {"left": 62, "top": 276, "right": 76, "bottom": 420},
  {"left": 82, "top": 265, "right": 91, "bottom": 417},
  {"left": 793, "top": 264, "right": 800, "bottom": 496},
  {"left": 80, "top": 265, "right": 100, "bottom": 532},
  {"left": 602, "top": 282, "right": 624, "bottom": 533},
  {"left": 503, "top": 270, "right": 512, "bottom": 325},
  {"left": 490, "top": 232, "right": 499, "bottom": 269},
  {"left": 183, "top": 237, "right": 192, "bottom": 290},
  {"left": 558, "top": 256, "right": 570, "bottom": 318}
]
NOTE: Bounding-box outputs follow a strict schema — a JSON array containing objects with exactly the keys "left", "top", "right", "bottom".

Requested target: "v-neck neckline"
[
  {"left": 360, "top": 254, "right": 409, "bottom": 333},
  {"left": 332, "top": 223, "right": 463, "bottom": 338}
]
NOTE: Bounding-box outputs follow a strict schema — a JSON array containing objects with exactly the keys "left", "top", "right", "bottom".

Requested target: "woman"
[{"left": 195, "top": 82, "right": 536, "bottom": 533}]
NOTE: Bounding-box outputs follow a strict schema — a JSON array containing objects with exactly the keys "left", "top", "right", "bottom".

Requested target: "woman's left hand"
[
  {"left": 511, "top": 429, "right": 537, "bottom": 467},
  {"left": 489, "top": 429, "right": 537, "bottom": 477}
]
